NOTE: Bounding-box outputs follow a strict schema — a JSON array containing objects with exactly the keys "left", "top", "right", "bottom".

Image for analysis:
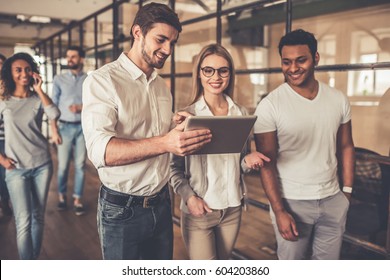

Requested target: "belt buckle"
[
  {"left": 143, "top": 194, "right": 158, "bottom": 208},
  {"left": 142, "top": 197, "right": 150, "bottom": 208}
]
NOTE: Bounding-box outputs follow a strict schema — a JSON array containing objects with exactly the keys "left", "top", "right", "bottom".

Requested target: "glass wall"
[
  {"left": 34, "top": 0, "right": 390, "bottom": 155},
  {"left": 32, "top": 0, "right": 390, "bottom": 259},
  {"left": 174, "top": 0, "right": 390, "bottom": 155}
]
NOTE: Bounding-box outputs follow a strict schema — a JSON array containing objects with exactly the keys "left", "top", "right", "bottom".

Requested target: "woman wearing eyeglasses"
[{"left": 170, "top": 44, "right": 270, "bottom": 259}]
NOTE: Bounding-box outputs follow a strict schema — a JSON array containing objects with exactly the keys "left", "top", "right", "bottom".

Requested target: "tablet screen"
[{"left": 184, "top": 115, "right": 257, "bottom": 154}]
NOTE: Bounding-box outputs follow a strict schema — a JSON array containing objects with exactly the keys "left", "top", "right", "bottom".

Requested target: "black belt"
[
  {"left": 59, "top": 120, "right": 81, "bottom": 124},
  {"left": 100, "top": 184, "right": 168, "bottom": 208}
]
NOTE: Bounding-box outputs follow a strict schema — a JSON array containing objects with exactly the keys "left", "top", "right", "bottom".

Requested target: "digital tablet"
[{"left": 184, "top": 115, "right": 257, "bottom": 154}]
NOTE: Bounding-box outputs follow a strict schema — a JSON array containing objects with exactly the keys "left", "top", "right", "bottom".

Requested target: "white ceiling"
[
  {"left": 0, "top": 0, "right": 121, "bottom": 53},
  {"left": 0, "top": 0, "right": 114, "bottom": 21},
  {"left": 0, "top": 0, "right": 270, "bottom": 54}
]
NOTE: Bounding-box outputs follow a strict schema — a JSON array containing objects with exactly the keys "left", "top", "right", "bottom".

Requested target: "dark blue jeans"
[{"left": 97, "top": 186, "right": 173, "bottom": 260}]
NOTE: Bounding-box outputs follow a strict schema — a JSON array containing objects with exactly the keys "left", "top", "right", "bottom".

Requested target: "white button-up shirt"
[
  {"left": 196, "top": 95, "right": 243, "bottom": 209},
  {"left": 82, "top": 53, "right": 173, "bottom": 196}
]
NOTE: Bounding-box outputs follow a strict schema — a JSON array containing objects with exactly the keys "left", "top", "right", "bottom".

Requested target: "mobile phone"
[
  {"left": 29, "top": 77, "right": 35, "bottom": 86},
  {"left": 30, "top": 75, "right": 38, "bottom": 86}
]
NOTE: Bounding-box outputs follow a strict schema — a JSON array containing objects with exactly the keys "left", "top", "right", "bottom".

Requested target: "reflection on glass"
[
  {"left": 174, "top": 77, "right": 192, "bottom": 110},
  {"left": 97, "top": 10, "right": 114, "bottom": 46},
  {"left": 176, "top": 0, "right": 216, "bottom": 21},
  {"left": 174, "top": 18, "right": 216, "bottom": 74},
  {"left": 83, "top": 19, "right": 95, "bottom": 50}
]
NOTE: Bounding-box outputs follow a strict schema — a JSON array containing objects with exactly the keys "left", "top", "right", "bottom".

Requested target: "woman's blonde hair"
[{"left": 189, "top": 44, "right": 235, "bottom": 105}]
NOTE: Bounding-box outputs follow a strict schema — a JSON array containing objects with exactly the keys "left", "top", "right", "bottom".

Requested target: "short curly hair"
[
  {"left": 1, "top": 52, "right": 39, "bottom": 100},
  {"left": 278, "top": 29, "right": 318, "bottom": 60}
]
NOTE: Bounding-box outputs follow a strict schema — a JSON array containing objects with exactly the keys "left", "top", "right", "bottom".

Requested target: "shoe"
[
  {"left": 0, "top": 201, "right": 13, "bottom": 216},
  {"left": 57, "top": 197, "right": 67, "bottom": 211},
  {"left": 74, "top": 204, "right": 85, "bottom": 216}
]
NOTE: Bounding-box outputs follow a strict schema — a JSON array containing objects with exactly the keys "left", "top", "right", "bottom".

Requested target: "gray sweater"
[{"left": 0, "top": 95, "right": 60, "bottom": 169}]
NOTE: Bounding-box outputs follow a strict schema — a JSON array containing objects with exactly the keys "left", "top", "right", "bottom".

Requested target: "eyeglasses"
[{"left": 200, "top": 66, "right": 231, "bottom": 78}]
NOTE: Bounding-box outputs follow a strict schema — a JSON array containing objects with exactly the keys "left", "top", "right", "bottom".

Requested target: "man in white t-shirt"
[{"left": 254, "top": 29, "right": 355, "bottom": 259}]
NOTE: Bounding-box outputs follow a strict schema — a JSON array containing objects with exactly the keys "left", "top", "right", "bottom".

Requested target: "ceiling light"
[
  {"left": 30, "top": 16, "right": 51, "bottom": 23},
  {"left": 16, "top": 14, "right": 27, "bottom": 21},
  {"left": 16, "top": 14, "right": 51, "bottom": 23},
  {"left": 263, "top": 0, "right": 286, "bottom": 8}
]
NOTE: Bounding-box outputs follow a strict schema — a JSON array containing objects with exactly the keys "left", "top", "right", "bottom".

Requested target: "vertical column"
[
  {"left": 112, "top": 0, "right": 120, "bottom": 60},
  {"left": 94, "top": 15, "right": 98, "bottom": 69},
  {"left": 217, "top": 0, "right": 222, "bottom": 44},
  {"left": 285, "top": 0, "right": 292, "bottom": 34},
  {"left": 169, "top": 0, "right": 176, "bottom": 111}
]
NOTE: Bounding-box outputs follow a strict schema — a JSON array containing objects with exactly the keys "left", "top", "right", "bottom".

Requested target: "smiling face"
[
  {"left": 199, "top": 54, "right": 230, "bottom": 97},
  {"left": 281, "top": 44, "right": 319, "bottom": 90},
  {"left": 134, "top": 22, "right": 179, "bottom": 72},
  {"left": 11, "top": 59, "right": 33, "bottom": 88}
]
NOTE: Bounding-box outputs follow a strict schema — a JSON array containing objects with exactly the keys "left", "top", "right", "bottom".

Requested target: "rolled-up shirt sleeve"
[
  {"left": 43, "top": 103, "right": 61, "bottom": 120},
  {"left": 82, "top": 71, "right": 117, "bottom": 168},
  {"left": 52, "top": 76, "right": 61, "bottom": 106}
]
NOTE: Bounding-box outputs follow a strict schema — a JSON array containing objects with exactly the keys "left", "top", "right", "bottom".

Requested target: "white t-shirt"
[{"left": 254, "top": 82, "right": 351, "bottom": 200}]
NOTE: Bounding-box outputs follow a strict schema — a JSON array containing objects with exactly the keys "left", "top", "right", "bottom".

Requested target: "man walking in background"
[{"left": 51, "top": 46, "right": 87, "bottom": 216}]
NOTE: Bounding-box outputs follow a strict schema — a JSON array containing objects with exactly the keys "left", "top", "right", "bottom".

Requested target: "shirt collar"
[
  {"left": 195, "top": 94, "right": 238, "bottom": 114},
  {"left": 119, "top": 52, "right": 158, "bottom": 82},
  {"left": 66, "top": 70, "right": 85, "bottom": 78}
]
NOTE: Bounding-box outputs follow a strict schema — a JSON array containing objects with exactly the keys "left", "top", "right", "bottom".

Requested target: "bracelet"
[{"left": 342, "top": 186, "right": 353, "bottom": 193}]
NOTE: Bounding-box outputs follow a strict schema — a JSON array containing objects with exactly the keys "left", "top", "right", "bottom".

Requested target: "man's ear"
[
  {"left": 314, "top": 52, "right": 320, "bottom": 66},
  {"left": 132, "top": 24, "right": 142, "bottom": 41}
]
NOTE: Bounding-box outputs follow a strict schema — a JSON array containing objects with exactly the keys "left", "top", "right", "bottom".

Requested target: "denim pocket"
[{"left": 100, "top": 201, "right": 135, "bottom": 223}]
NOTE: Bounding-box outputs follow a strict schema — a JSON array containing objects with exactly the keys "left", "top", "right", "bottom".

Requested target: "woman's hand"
[
  {"left": 173, "top": 111, "right": 192, "bottom": 125},
  {"left": 244, "top": 151, "right": 271, "bottom": 170},
  {"left": 186, "top": 195, "right": 212, "bottom": 217},
  {"left": 51, "top": 130, "right": 62, "bottom": 145},
  {"left": 172, "top": 111, "right": 193, "bottom": 131},
  {"left": 31, "top": 72, "right": 43, "bottom": 92},
  {"left": 0, "top": 155, "right": 17, "bottom": 170}
]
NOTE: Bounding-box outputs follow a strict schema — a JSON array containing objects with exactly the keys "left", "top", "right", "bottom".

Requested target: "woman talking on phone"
[
  {"left": 0, "top": 52, "right": 60, "bottom": 259},
  {"left": 170, "top": 44, "right": 270, "bottom": 259}
]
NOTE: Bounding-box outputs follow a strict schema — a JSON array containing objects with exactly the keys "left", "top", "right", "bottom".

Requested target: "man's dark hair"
[
  {"left": 278, "top": 29, "right": 318, "bottom": 59},
  {"left": 0, "top": 53, "right": 6, "bottom": 62},
  {"left": 67, "top": 46, "right": 85, "bottom": 58},
  {"left": 1, "top": 52, "right": 39, "bottom": 99},
  {"left": 129, "top": 2, "right": 182, "bottom": 47}
]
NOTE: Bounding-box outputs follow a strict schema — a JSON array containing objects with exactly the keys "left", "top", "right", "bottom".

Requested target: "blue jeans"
[
  {"left": 0, "top": 140, "right": 10, "bottom": 203},
  {"left": 6, "top": 162, "right": 53, "bottom": 260},
  {"left": 57, "top": 122, "right": 86, "bottom": 198},
  {"left": 97, "top": 186, "right": 173, "bottom": 260}
]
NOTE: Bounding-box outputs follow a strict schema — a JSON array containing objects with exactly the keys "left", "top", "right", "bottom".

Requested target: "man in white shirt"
[
  {"left": 82, "top": 3, "right": 211, "bottom": 260},
  {"left": 254, "top": 29, "right": 355, "bottom": 259}
]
